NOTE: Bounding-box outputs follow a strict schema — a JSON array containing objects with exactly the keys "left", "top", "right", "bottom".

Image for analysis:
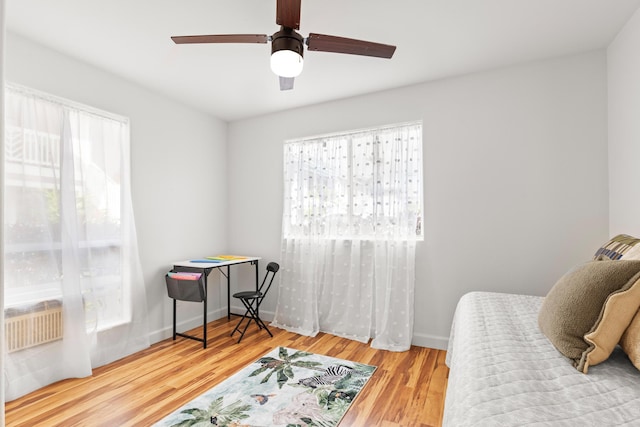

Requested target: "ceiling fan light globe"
[{"left": 271, "top": 50, "right": 304, "bottom": 78}]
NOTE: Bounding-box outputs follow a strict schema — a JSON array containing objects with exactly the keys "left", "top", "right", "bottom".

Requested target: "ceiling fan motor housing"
[{"left": 271, "top": 27, "right": 305, "bottom": 58}]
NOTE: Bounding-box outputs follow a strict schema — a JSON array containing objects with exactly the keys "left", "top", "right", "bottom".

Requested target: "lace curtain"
[
  {"left": 3, "top": 84, "right": 149, "bottom": 401},
  {"left": 272, "top": 122, "right": 423, "bottom": 351}
]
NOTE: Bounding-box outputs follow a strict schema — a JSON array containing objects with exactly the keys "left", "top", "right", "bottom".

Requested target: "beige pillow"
[
  {"left": 620, "top": 309, "right": 640, "bottom": 371},
  {"left": 582, "top": 277, "right": 640, "bottom": 372},
  {"left": 538, "top": 260, "right": 640, "bottom": 373}
]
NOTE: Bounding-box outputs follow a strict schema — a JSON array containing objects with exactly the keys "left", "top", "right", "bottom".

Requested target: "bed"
[{"left": 443, "top": 291, "right": 640, "bottom": 426}]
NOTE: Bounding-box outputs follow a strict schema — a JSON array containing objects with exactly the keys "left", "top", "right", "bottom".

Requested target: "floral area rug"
[{"left": 154, "top": 346, "right": 377, "bottom": 427}]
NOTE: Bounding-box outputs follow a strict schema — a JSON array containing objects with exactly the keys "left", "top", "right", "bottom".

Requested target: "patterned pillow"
[
  {"left": 621, "top": 243, "right": 640, "bottom": 261},
  {"left": 620, "top": 309, "right": 640, "bottom": 371},
  {"left": 593, "top": 234, "right": 640, "bottom": 260}
]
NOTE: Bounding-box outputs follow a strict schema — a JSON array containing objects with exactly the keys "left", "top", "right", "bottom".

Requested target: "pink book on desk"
[{"left": 168, "top": 272, "right": 201, "bottom": 280}]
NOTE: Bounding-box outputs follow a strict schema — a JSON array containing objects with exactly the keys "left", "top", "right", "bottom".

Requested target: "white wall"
[
  {"left": 5, "top": 33, "right": 229, "bottom": 343},
  {"left": 227, "top": 51, "right": 609, "bottom": 349},
  {"left": 608, "top": 8, "right": 640, "bottom": 236},
  {"left": 3, "top": 32, "right": 612, "bottom": 352}
]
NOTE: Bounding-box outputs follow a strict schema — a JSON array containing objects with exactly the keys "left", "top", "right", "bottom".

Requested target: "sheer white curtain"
[
  {"left": 1, "top": 0, "right": 7, "bottom": 416},
  {"left": 3, "top": 84, "right": 149, "bottom": 401},
  {"left": 272, "top": 122, "right": 423, "bottom": 351}
]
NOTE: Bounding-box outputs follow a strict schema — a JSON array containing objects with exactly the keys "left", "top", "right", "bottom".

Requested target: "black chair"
[{"left": 231, "top": 262, "right": 280, "bottom": 343}]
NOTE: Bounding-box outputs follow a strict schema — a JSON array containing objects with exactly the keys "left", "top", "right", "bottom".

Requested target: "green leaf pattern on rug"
[
  {"left": 250, "top": 348, "right": 325, "bottom": 389},
  {"left": 155, "top": 347, "right": 376, "bottom": 427},
  {"left": 171, "top": 396, "right": 251, "bottom": 427}
]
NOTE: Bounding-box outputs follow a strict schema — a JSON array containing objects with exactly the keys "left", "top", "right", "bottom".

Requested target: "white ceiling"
[{"left": 6, "top": 0, "right": 640, "bottom": 121}]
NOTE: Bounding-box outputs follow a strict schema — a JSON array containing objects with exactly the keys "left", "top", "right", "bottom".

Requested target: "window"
[
  {"left": 4, "top": 84, "right": 131, "bottom": 330},
  {"left": 274, "top": 121, "right": 423, "bottom": 351},
  {"left": 282, "top": 121, "right": 423, "bottom": 240}
]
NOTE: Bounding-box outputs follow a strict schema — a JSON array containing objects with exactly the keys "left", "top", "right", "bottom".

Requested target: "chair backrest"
[
  {"left": 266, "top": 262, "right": 280, "bottom": 273},
  {"left": 257, "top": 262, "right": 280, "bottom": 302}
]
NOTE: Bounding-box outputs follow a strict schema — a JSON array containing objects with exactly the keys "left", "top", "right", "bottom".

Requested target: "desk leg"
[
  {"left": 255, "top": 260, "right": 259, "bottom": 292},
  {"left": 171, "top": 266, "right": 209, "bottom": 348},
  {"left": 203, "top": 268, "right": 208, "bottom": 348},
  {"left": 255, "top": 260, "right": 260, "bottom": 318},
  {"left": 203, "top": 292, "right": 207, "bottom": 349},
  {"left": 227, "top": 265, "right": 231, "bottom": 320}
]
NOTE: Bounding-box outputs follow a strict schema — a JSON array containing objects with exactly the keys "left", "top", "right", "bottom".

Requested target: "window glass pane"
[
  {"left": 4, "top": 84, "right": 130, "bottom": 330},
  {"left": 283, "top": 122, "right": 423, "bottom": 240}
]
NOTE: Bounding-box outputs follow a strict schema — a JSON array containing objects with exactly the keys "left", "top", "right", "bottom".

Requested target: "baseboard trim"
[
  {"left": 412, "top": 332, "right": 449, "bottom": 350},
  {"left": 149, "top": 305, "right": 277, "bottom": 345},
  {"left": 149, "top": 307, "right": 448, "bottom": 351},
  {"left": 149, "top": 306, "right": 227, "bottom": 344}
]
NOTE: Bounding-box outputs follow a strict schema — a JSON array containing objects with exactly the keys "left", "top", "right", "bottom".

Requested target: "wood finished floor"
[{"left": 5, "top": 317, "right": 449, "bottom": 427}]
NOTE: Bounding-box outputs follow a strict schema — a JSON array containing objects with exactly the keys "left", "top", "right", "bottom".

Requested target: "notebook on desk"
[{"left": 205, "top": 255, "right": 248, "bottom": 261}]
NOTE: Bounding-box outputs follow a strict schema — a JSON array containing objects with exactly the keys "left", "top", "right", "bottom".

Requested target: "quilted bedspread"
[{"left": 443, "top": 292, "right": 640, "bottom": 426}]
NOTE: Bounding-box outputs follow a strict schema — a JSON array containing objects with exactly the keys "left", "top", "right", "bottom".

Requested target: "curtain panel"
[
  {"left": 3, "top": 84, "right": 149, "bottom": 401},
  {"left": 272, "top": 122, "right": 422, "bottom": 351}
]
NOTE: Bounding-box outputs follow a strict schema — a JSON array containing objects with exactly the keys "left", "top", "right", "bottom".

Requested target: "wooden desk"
[{"left": 171, "top": 256, "right": 261, "bottom": 348}]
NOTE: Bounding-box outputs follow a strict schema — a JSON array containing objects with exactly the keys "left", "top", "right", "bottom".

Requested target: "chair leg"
[
  {"left": 231, "top": 297, "right": 273, "bottom": 343},
  {"left": 231, "top": 307, "right": 251, "bottom": 336},
  {"left": 232, "top": 298, "right": 258, "bottom": 343},
  {"left": 244, "top": 300, "right": 273, "bottom": 338},
  {"left": 237, "top": 313, "right": 254, "bottom": 343}
]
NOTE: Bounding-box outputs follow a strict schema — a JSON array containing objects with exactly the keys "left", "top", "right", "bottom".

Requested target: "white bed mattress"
[{"left": 443, "top": 292, "right": 640, "bottom": 426}]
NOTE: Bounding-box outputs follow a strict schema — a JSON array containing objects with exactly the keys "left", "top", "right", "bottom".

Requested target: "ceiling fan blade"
[
  {"left": 276, "top": 0, "right": 301, "bottom": 30},
  {"left": 171, "top": 34, "right": 268, "bottom": 44},
  {"left": 307, "top": 33, "right": 396, "bottom": 59},
  {"left": 279, "top": 76, "right": 295, "bottom": 91}
]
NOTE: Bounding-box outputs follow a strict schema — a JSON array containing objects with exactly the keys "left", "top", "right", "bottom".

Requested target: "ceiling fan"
[{"left": 171, "top": 0, "right": 396, "bottom": 91}]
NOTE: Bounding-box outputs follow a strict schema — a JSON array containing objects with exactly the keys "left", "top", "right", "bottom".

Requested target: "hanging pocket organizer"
[{"left": 165, "top": 270, "right": 206, "bottom": 302}]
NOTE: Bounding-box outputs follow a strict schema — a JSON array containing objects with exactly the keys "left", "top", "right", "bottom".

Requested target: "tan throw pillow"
[
  {"left": 582, "top": 277, "right": 640, "bottom": 371},
  {"left": 538, "top": 260, "right": 640, "bottom": 373},
  {"left": 620, "top": 309, "right": 640, "bottom": 371}
]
